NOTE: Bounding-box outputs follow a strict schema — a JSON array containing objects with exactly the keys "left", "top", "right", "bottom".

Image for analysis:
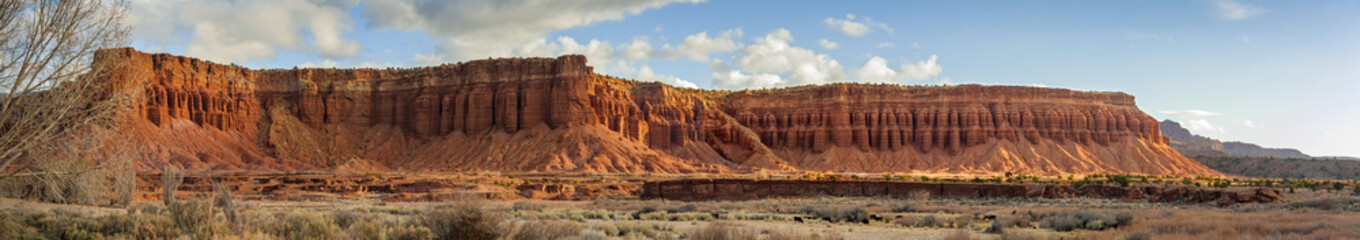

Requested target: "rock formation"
[
  {"left": 641, "top": 179, "right": 1281, "bottom": 205},
  {"left": 95, "top": 48, "right": 1220, "bottom": 176},
  {"left": 1161, "top": 120, "right": 1310, "bottom": 158}
]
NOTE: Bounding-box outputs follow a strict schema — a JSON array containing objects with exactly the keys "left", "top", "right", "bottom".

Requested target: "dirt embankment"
[{"left": 641, "top": 179, "right": 1281, "bottom": 205}]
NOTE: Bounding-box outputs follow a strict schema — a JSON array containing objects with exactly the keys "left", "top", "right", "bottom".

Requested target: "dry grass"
[
  {"left": 689, "top": 222, "right": 758, "bottom": 240},
  {"left": 1, "top": 190, "right": 1356, "bottom": 239},
  {"left": 1085, "top": 208, "right": 1360, "bottom": 239}
]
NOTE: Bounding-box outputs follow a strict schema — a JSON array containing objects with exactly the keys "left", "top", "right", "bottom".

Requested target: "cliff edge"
[{"left": 95, "top": 48, "right": 1220, "bottom": 176}]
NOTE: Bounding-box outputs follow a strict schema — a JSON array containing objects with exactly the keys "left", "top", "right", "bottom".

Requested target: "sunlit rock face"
[{"left": 94, "top": 48, "right": 1220, "bottom": 176}]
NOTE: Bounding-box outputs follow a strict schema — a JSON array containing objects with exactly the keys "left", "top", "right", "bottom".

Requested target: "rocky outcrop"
[
  {"left": 1161, "top": 120, "right": 1311, "bottom": 158},
  {"left": 640, "top": 179, "right": 1281, "bottom": 205},
  {"left": 96, "top": 48, "right": 1219, "bottom": 176}
]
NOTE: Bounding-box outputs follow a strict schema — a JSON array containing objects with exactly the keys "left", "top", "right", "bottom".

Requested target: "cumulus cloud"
[
  {"left": 129, "top": 0, "right": 362, "bottom": 63},
  {"left": 362, "top": 0, "right": 704, "bottom": 60},
  {"left": 637, "top": 65, "right": 698, "bottom": 88},
  {"left": 298, "top": 59, "right": 340, "bottom": 68},
  {"left": 1242, "top": 119, "right": 1257, "bottom": 128},
  {"left": 731, "top": 29, "right": 847, "bottom": 87},
  {"left": 855, "top": 55, "right": 942, "bottom": 83},
  {"left": 1184, "top": 119, "right": 1226, "bottom": 133},
  {"left": 1212, "top": 0, "right": 1263, "bottom": 21},
  {"left": 659, "top": 29, "right": 742, "bottom": 62},
  {"left": 709, "top": 59, "right": 783, "bottom": 89},
  {"left": 823, "top": 14, "right": 892, "bottom": 37},
  {"left": 1159, "top": 110, "right": 1222, "bottom": 117},
  {"left": 818, "top": 39, "right": 839, "bottom": 49}
]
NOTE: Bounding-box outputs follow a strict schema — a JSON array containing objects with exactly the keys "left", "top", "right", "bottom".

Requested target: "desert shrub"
[
  {"left": 942, "top": 230, "right": 974, "bottom": 240},
  {"left": 999, "top": 231, "right": 1046, "bottom": 240},
  {"left": 984, "top": 219, "right": 1006, "bottom": 234},
  {"left": 0, "top": 156, "right": 119, "bottom": 206},
  {"left": 689, "top": 222, "right": 756, "bottom": 240},
  {"left": 332, "top": 209, "right": 365, "bottom": 229},
  {"left": 167, "top": 199, "right": 213, "bottom": 232},
  {"left": 800, "top": 206, "right": 870, "bottom": 223},
  {"left": 504, "top": 220, "right": 580, "bottom": 240},
  {"left": 0, "top": 217, "right": 41, "bottom": 239},
  {"left": 128, "top": 201, "right": 165, "bottom": 215},
  {"left": 1288, "top": 197, "right": 1360, "bottom": 210},
  {"left": 766, "top": 230, "right": 846, "bottom": 240},
  {"left": 346, "top": 219, "right": 434, "bottom": 240},
  {"left": 1039, "top": 213, "right": 1081, "bottom": 232},
  {"left": 420, "top": 200, "right": 502, "bottom": 240},
  {"left": 1122, "top": 232, "right": 1150, "bottom": 240},
  {"left": 93, "top": 213, "right": 176, "bottom": 239},
  {"left": 22, "top": 211, "right": 106, "bottom": 240},
  {"left": 916, "top": 214, "right": 944, "bottom": 228},
  {"left": 577, "top": 229, "right": 609, "bottom": 240},
  {"left": 1039, "top": 210, "right": 1133, "bottom": 232},
  {"left": 281, "top": 212, "right": 339, "bottom": 240},
  {"left": 511, "top": 201, "right": 546, "bottom": 212},
  {"left": 951, "top": 215, "right": 972, "bottom": 228}
]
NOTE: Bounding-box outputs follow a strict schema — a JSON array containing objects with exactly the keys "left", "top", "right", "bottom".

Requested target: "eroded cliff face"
[{"left": 96, "top": 48, "right": 1218, "bottom": 176}]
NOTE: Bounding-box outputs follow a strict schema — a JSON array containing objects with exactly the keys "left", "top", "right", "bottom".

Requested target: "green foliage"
[{"left": 1110, "top": 174, "right": 1131, "bottom": 187}]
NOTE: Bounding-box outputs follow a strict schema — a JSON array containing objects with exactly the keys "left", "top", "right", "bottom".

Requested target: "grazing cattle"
[
  {"left": 794, "top": 216, "right": 804, "bottom": 223},
  {"left": 983, "top": 214, "right": 998, "bottom": 220}
]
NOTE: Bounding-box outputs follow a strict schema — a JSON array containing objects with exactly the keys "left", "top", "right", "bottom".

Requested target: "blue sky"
[{"left": 127, "top": 0, "right": 1360, "bottom": 157}]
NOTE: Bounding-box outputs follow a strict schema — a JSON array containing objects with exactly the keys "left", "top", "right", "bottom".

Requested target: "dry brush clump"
[
  {"left": 689, "top": 222, "right": 758, "bottom": 240},
  {"left": 420, "top": 199, "right": 503, "bottom": 240}
]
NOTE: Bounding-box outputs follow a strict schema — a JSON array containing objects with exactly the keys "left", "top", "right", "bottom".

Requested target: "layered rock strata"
[{"left": 97, "top": 48, "right": 1218, "bottom": 176}]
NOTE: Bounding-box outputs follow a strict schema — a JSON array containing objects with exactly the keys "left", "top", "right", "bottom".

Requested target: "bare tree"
[{"left": 0, "top": 0, "right": 141, "bottom": 205}]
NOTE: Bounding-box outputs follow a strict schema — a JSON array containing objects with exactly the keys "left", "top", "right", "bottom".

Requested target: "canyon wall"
[{"left": 96, "top": 48, "right": 1219, "bottom": 176}]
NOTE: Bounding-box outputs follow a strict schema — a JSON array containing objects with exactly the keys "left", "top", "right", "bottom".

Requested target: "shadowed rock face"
[
  {"left": 640, "top": 179, "right": 1281, "bottom": 205},
  {"left": 96, "top": 48, "right": 1220, "bottom": 176}
]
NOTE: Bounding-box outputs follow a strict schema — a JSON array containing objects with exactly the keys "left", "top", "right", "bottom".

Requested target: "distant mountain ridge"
[
  {"left": 1159, "top": 120, "right": 1310, "bottom": 158},
  {"left": 1161, "top": 119, "right": 1360, "bottom": 180}
]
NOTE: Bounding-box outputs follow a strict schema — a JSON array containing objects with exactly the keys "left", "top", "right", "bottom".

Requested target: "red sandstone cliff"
[{"left": 95, "top": 48, "right": 1219, "bottom": 176}]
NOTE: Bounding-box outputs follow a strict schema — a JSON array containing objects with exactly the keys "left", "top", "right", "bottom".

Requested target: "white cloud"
[
  {"left": 1184, "top": 119, "right": 1226, "bottom": 133},
  {"left": 823, "top": 13, "right": 892, "bottom": 37},
  {"left": 910, "top": 42, "right": 920, "bottom": 49},
  {"left": 1242, "top": 119, "right": 1257, "bottom": 128},
  {"left": 637, "top": 65, "right": 698, "bottom": 88},
  {"left": 1159, "top": 110, "right": 1222, "bottom": 117},
  {"left": 1212, "top": 0, "right": 1263, "bottom": 21},
  {"left": 855, "top": 55, "right": 942, "bottom": 83},
  {"left": 876, "top": 42, "right": 895, "bottom": 48},
  {"left": 818, "top": 39, "right": 839, "bottom": 50},
  {"left": 622, "top": 37, "right": 654, "bottom": 60},
  {"left": 129, "top": 0, "right": 363, "bottom": 63},
  {"left": 660, "top": 29, "right": 742, "bottom": 62},
  {"left": 362, "top": 0, "right": 704, "bottom": 60},
  {"left": 709, "top": 60, "right": 784, "bottom": 90},
  {"left": 298, "top": 59, "right": 340, "bottom": 68},
  {"left": 732, "top": 29, "right": 847, "bottom": 87}
]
